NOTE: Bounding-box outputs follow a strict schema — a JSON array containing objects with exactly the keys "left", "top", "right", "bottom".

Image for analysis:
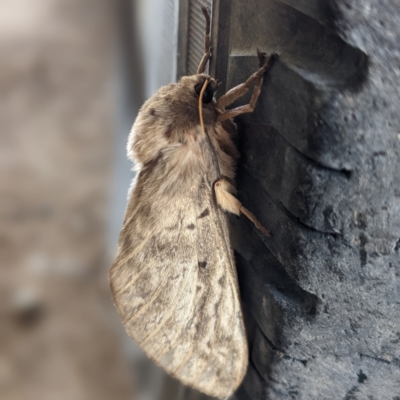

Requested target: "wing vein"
[
  {"left": 193, "top": 204, "right": 239, "bottom": 384},
  {"left": 170, "top": 268, "right": 201, "bottom": 374},
  {"left": 140, "top": 258, "right": 196, "bottom": 349},
  {"left": 122, "top": 223, "right": 185, "bottom": 326}
]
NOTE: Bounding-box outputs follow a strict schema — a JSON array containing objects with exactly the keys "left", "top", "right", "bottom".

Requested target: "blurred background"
[{"left": 0, "top": 0, "right": 200, "bottom": 399}]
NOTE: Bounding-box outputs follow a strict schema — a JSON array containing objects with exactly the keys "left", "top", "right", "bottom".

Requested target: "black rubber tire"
[
  {"left": 206, "top": 0, "right": 400, "bottom": 398},
  {"left": 178, "top": 0, "right": 400, "bottom": 398}
]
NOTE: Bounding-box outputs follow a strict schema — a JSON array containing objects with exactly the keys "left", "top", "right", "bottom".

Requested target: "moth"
[{"left": 110, "top": 6, "right": 277, "bottom": 399}]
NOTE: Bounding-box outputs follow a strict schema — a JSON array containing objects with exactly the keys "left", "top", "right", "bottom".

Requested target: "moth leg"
[
  {"left": 197, "top": 6, "right": 212, "bottom": 74},
  {"left": 217, "top": 50, "right": 274, "bottom": 109},
  {"left": 217, "top": 52, "right": 278, "bottom": 121},
  {"left": 214, "top": 179, "right": 270, "bottom": 236}
]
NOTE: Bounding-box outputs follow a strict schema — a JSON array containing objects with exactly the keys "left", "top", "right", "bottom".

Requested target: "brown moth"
[{"left": 110, "top": 6, "right": 277, "bottom": 399}]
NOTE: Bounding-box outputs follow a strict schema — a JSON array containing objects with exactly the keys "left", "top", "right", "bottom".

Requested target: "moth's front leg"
[
  {"left": 214, "top": 178, "right": 270, "bottom": 236},
  {"left": 217, "top": 52, "right": 278, "bottom": 122}
]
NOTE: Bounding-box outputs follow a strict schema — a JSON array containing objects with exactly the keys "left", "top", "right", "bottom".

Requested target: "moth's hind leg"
[
  {"left": 217, "top": 52, "right": 278, "bottom": 122},
  {"left": 197, "top": 6, "right": 212, "bottom": 74},
  {"left": 214, "top": 179, "right": 270, "bottom": 236}
]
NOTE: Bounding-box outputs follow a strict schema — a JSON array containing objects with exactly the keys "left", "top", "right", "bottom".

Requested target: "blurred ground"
[{"left": 0, "top": 0, "right": 136, "bottom": 399}]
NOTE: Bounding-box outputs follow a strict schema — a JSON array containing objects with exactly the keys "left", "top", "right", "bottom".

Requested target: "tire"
[{"left": 190, "top": 0, "right": 400, "bottom": 398}]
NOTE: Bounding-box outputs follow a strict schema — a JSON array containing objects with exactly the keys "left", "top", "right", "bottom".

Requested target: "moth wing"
[{"left": 110, "top": 171, "right": 248, "bottom": 399}]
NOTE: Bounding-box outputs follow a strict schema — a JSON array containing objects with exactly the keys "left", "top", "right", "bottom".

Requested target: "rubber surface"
[{"left": 210, "top": 0, "right": 400, "bottom": 398}]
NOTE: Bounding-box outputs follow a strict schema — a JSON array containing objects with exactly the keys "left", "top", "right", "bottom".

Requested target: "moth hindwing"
[{"left": 110, "top": 6, "right": 277, "bottom": 399}]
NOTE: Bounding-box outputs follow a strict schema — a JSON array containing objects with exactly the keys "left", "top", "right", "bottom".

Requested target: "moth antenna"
[
  {"left": 198, "top": 79, "right": 209, "bottom": 136},
  {"left": 197, "top": 6, "right": 212, "bottom": 74}
]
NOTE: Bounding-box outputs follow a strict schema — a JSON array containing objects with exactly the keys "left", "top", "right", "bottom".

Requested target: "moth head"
[
  {"left": 194, "top": 76, "right": 218, "bottom": 104},
  {"left": 154, "top": 74, "right": 218, "bottom": 128},
  {"left": 136, "top": 74, "right": 219, "bottom": 140},
  {"left": 177, "top": 74, "right": 218, "bottom": 106}
]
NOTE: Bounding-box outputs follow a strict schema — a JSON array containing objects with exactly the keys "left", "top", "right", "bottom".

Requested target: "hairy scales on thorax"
[{"left": 129, "top": 74, "right": 239, "bottom": 194}]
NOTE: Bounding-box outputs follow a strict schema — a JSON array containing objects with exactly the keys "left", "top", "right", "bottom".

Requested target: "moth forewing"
[
  {"left": 110, "top": 128, "right": 248, "bottom": 398},
  {"left": 110, "top": 5, "right": 277, "bottom": 399}
]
